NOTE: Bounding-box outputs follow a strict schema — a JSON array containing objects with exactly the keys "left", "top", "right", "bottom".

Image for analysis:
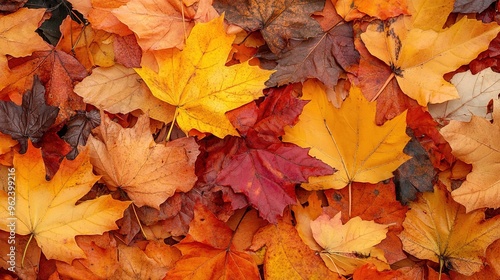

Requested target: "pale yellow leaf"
[
  {"left": 440, "top": 100, "right": 500, "bottom": 211},
  {"left": 74, "top": 65, "right": 175, "bottom": 124}
]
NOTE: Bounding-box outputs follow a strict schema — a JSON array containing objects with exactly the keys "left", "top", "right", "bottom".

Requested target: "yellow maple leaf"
[
  {"left": 283, "top": 80, "right": 410, "bottom": 190},
  {"left": 88, "top": 113, "right": 200, "bottom": 209},
  {"left": 250, "top": 216, "right": 344, "bottom": 280},
  {"left": 440, "top": 100, "right": 500, "bottom": 211},
  {"left": 310, "top": 212, "right": 390, "bottom": 275},
  {"left": 0, "top": 142, "right": 130, "bottom": 264},
  {"left": 74, "top": 65, "right": 176, "bottom": 124},
  {"left": 399, "top": 184, "right": 500, "bottom": 276},
  {"left": 135, "top": 15, "right": 273, "bottom": 138},
  {"left": 360, "top": 0, "right": 500, "bottom": 106}
]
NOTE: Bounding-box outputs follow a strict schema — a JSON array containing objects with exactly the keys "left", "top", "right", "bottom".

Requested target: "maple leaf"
[
  {"left": 57, "top": 16, "right": 116, "bottom": 71},
  {"left": 429, "top": 68, "right": 500, "bottom": 125},
  {"left": 111, "top": 242, "right": 179, "bottom": 279},
  {"left": 399, "top": 184, "right": 500, "bottom": 276},
  {"left": 136, "top": 15, "right": 273, "bottom": 138},
  {"left": 0, "top": 76, "right": 59, "bottom": 154},
  {"left": 394, "top": 129, "right": 436, "bottom": 204},
  {"left": 60, "top": 110, "right": 101, "bottom": 160},
  {"left": 54, "top": 233, "right": 119, "bottom": 279},
  {"left": 440, "top": 99, "right": 500, "bottom": 211},
  {"left": 323, "top": 181, "right": 408, "bottom": 264},
  {"left": 201, "top": 86, "right": 334, "bottom": 222},
  {"left": 2, "top": 49, "right": 88, "bottom": 124},
  {"left": 74, "top": 65, "right": 176, "bottom": 124},
  {"left": 283, "top": 80, "right": 411, "bottom": 190},
  {"left": 112, "top": 0, "right": 208, "bottom": 50},
  {"left": 72, "top": 0, "right": 133, "bottom": 36},
  {"left": 353, "top": 22, "right": 416, "bottom": 125},
  {"left": 250, "top": 214, "right": 344, "bottom": 279},
  {"left": 214, "top": 0, "right": 324, "bottom": 55},
  {"left": 167, "top": 203, "right": 260, "bottom": 279},
  {"left": 266, "top": 23, "right": 359, "bottom": 88},
  {"left": 311, "top": 212, "right": 390, "bottom": 275},
  {"left": 360, "top": 0, "right": 500, "bottom": 105},
  {"left": 0, "top": 8, "right": 51, "bottom": 91},
  {"left": 0, "top": 142, "right": 130, "bottom": 263},
  {"left": 88, "top": 113, "right": 200, "bottom": 209}
]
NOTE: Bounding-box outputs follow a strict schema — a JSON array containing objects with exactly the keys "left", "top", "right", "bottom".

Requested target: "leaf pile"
[{"left": 1, "top": 0, "right": 500, "bottom": 279}]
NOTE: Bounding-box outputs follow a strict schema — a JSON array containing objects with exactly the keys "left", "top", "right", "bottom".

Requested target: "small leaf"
[{"left": 0, "top": 76, "right": 59, "bottom": 153}]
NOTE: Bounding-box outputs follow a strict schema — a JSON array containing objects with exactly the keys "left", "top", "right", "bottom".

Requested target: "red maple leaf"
[{"left": 199, "top": 85, "right": 335, "bottom": 223}]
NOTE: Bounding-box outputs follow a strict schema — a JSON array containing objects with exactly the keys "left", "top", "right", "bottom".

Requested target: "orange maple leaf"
[
  {"left": 167, "top": 203, "right": 260, "bottom": 280},
  {"left": 0, "top": 142, "right": 130, "bottom": 263}
]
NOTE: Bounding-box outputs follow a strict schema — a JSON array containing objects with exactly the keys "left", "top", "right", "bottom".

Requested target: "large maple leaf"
[
  {"left": 360, "top": 0, "right": 500, "bottom": 106},
  {"left": 0, "top": 76, "right": 59, "bottom": 154},
  {"left": 166, "top": 203, "right": 260, "bottom": 279},
  {"left": 0, "top": 142, "right": 130, "bottom": 263},
  {"left": 200, "top": 86, "right": 334, "bottom": 222},
  {"left": 214, "top": 0, "right": 324, "bottom": 55},
  {"left": 88, "top": 113, "right": 200, "bottom": 209},
  {"left": 136, "top": 15, "right": 273, "bottom": 138},
  {"left": 440, "top": 99, "right": 500, "bottom": 211},
  {"left": 283, "top": 80, "right": 410, "bottom": 190},
  {"left": 399, "top": 184, "right": 500, "bottom": 276}
]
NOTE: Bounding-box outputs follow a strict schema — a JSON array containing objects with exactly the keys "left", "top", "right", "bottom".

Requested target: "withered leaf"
[
  {"left": 214, "top": 0, "right": 325, "bottom": 54},
  {"left": 61, "top": 110, "right": 101, "bottom": 160},
  {"left": 453, "top": 0, "right": 496, "bottom": 13},
  {"left": 394, "top": 128, "right": 436, "bottom": 204},
  {"left": 0, "top": 76, "right": 59, "bottom": 153},
  {"left": 266, "top": 23, "right": 359, "bottom": 88}
]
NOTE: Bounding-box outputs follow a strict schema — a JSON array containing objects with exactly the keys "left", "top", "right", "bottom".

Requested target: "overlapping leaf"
[
  {"left": 361, "top": 0, "right": 500, "bottom": 105},
  {"left": 429, "top": 68, "right": 500, "bottom": 124},
  {"left": 283, "top": 80, "right": 410, "bottom": 190},
  {"left": 0, "top": 76, "right": 59, "bottom": 153},
  {"left": 214, "top": 0, "right": 324, "bottom": 54},
  {"left": 74, "top": 65, "right": 176, "bottom": 124},
  {"left": 311, "top": 213, "right": 390, "bottom": 275},
  {"left": 399, "top": 184, "right": 500, "bottom": 275},
  {"left": 440, "top": 100, "right": 500, "bottom": 211},
  {"left": 266, "top": 23, "right": 359, "bottom": 88},
  {"left": 201, "top": 86, "right": 334, "bottom": 222},
  {"left": 88, "top": 113, "right": 200, "bottom": 209},
  {"left": 136, "top": 15, "right": 273, "bottom": 138},
  {"left": 167, "top": 203, "right": 260, "bottom": 279},
  {"left": 0, "top": 142, "right": 130, "bottom": 263}
]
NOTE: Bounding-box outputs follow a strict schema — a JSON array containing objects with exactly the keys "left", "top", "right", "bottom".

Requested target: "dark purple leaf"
[{"left": 0, "top": 76, "right": 59, "bottom": 153}]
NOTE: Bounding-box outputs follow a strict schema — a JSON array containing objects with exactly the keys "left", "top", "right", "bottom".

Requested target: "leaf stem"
[
  {"left": 180, "top": 0, "right": 187, "bottom": 42},
  {"left": 132, "top": 204, "right": 148, "bottom": 240},
  {"left": 166, "top": 107, "right": 179, "bottom": 142},
  {"left": 22, "top": 234, "right": 34, "bottom": 268},
  {"left": 348, "top": 181, "right": 352, "bottom": 218},
  {"left": 370, "top": 72, "right": 395, "bottom": 102}
]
